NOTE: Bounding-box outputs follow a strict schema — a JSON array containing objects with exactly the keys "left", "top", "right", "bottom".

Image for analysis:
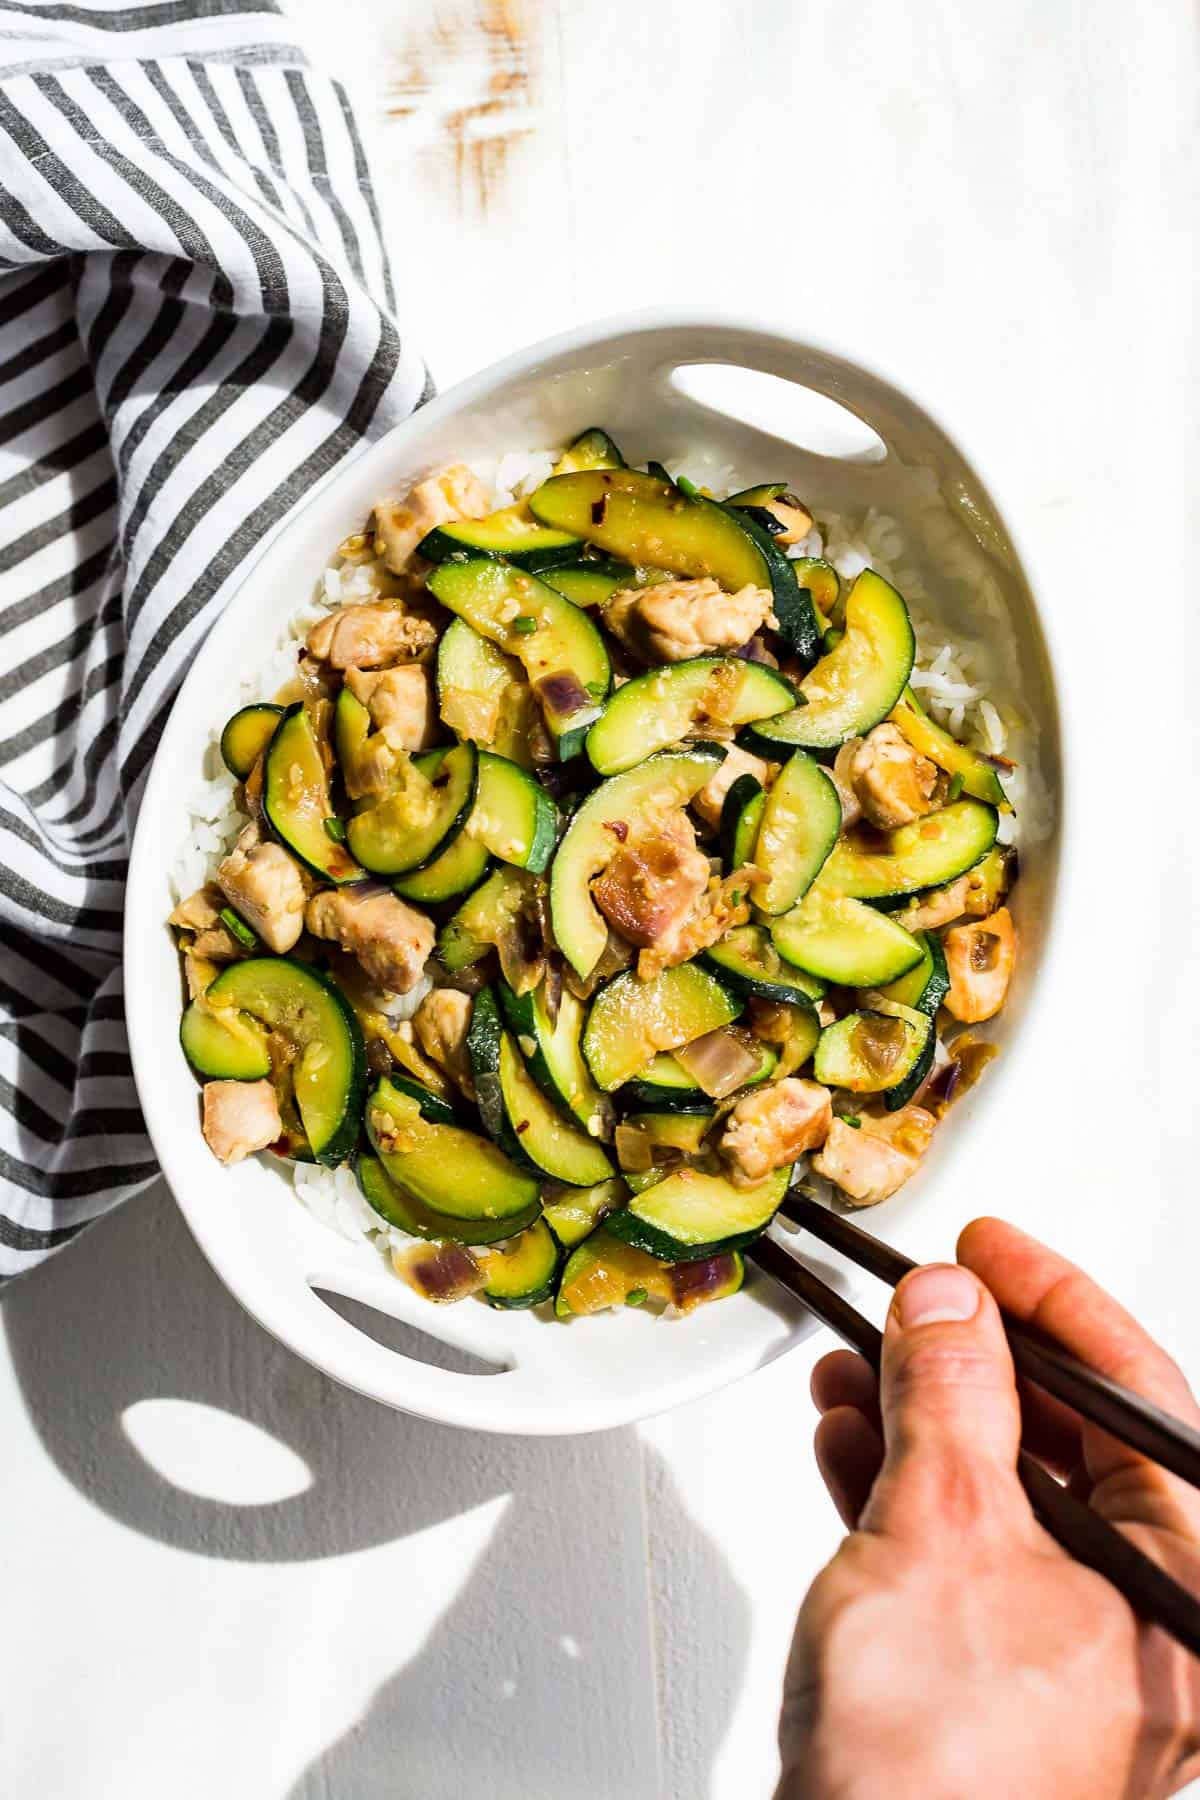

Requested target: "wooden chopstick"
[
  {"left": 780, "top": 1193, "right": 1200, "bottom": 1492},
  {"left": 748, "top": 1236, "right": 1200, "bottom": 1658}
]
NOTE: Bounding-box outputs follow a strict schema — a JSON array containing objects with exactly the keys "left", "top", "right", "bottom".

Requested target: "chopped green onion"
[
  {"left": 675, "top": 474, "right": 701, "bottom": 500},
  {"left": 625, "top": 1287, "right": 649, "bottom": 1307},
  {"left": 947, "top": 773, "right": 965, "bottom": 802},
  {"left": 219, "top": 906, "right": 258, "bottom": 951},
  {"left": 585, "top": 680, "right": 608, "bottom": 700},
  {"left": 324, "top": 817, "right": 347, "bottom": 843},
  {"left": 840, "top": 1114, "right": 862, "bottom": 1130},
  {"left": 513, "top": 615, "right": 537, "bottom": 635}
]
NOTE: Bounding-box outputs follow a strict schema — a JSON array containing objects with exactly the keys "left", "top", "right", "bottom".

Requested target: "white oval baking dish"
[{"left": 125, "top": 311, "right": 1064, "bottom": 1435}]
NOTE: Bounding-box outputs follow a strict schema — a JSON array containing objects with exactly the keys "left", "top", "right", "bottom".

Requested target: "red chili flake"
[
  {"left": 515, "top": 1119, "right": 530, "bottom": 1134},
  {"left": 603, "top": 819, "right": 629, "bottom": 841},
  {"left": 591, "top": 496, "right": 608, "bottom": 526},
  {"left": 432, "top": 772, "right": 449, "bottom": 789}
]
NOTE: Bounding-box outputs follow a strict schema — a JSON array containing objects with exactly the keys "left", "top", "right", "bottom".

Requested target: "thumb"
[{"left": 861, "top": 1262, "right": 1032, "bottom": 1544}]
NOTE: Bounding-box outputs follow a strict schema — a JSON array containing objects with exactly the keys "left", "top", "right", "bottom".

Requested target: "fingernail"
[{"left": 894, "top": 1264, "right": 980, "bottom": 1329}]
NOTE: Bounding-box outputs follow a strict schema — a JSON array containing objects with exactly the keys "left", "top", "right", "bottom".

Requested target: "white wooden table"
[{"left": 3, "top": 4, "right": 1199, "bottom": 1794}]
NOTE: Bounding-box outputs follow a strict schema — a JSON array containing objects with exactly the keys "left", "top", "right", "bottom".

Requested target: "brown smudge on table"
[{"left": 387, "top": 0, "right": 537, "bottom": 214}]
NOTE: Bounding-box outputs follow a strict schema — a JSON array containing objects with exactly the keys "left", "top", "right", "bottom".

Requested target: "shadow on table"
[{"left": 2, "top": 1183, "right": 754, "bottom": 1799}]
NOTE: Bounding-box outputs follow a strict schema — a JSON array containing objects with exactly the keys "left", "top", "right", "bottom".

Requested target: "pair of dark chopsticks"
[{"left": 748, "top": 1194, "right": 1200, "bottom": 1658}]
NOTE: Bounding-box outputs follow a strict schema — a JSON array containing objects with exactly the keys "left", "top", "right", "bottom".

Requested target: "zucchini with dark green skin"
[
  {"left": 541, "top": 1177, "right": 628, "bottom": 1250},
  {"left": 720, "top": 500, "right": 820, "bottom": 663},
  {"left": 719, "top": 773, "right": 765, "bottom": 870},
  {"left": 702, "top": 925, "right": 825, "bottom": 1004},
  {"left": 890, "top": 689, "right": 1010, "bottom": 809},
  {"left": 552, "top": 427, "right": 626, "bottom": 475},
  {"left": 392, "top": 830, "right": 490, "bottom": 904},
  {"left": 582, "top": 964, "right": 741, "bottom": 1093},
  {"left": 497, "top": 981, "right": 611, "bottom": 1133},
  {"left": 478, "top": 1219, "right": 561, "bottom": 1308},
  {"left": 555, "top": 1227, "right": 744, "bottom": 1316},
  {"left": 468, "top": 987, "right": 614, "bottom": 1184},
  {"left": 264, "top": 704, "right": 363, "bottom": 883},
  {"left": 418, "top": 503, "right": 582, "bottom": 571},
  {"left": 771, "top": 886, "right": 924, "bottom": 988},
  {"left": 789, "top": 557, "right": 840, "bottom": 630},
  {"left": 180, "top": 1001, "right": 270, "bottom": 1081},
  {"left": 622, "top": 1036, "right": 776, "bottom": 1108},
  {"left": 752, "top": 750, "right": 841, "bottom": 915},
  {"left": 437, "top": 865, "right": 539, "bottom": 974},
  {"left": 820, "top": 799, "right": 999, "bottom": 902},
  {"left": 366, "top": 1075, "right": 540, "bottom": 1224},
  {"left": 220, "top": 703, "right": 283, "bottom": 780},
  {"left": 873, "top": 933, "right": 949, "bottom": 1109},
  {"left": 347, "top": 742, "right": 478, "bottom": 877},
  {"left": 585, "top": 657, "right": 795, "bottom": 775},
  {"left": 470, "top": 751, "right": 558, "bottom": 873},
  {"left": 206, "top": 958, "right": 366, "bottom": 1164},
  {"left": 539, "top": 560, "right": 636, "bottom": 608},
  {"left": 356, "top": 1151, "right": 538, "bottom": 1244},
  {"left": 813, "top": 1006, "right": 932, "bottom": 1095},
  {"left": 436, "top": 617, "right": 534, "bottom": 768},
  {"left": 606, "top": 1163, "right": 791, "bottom": 1262}
]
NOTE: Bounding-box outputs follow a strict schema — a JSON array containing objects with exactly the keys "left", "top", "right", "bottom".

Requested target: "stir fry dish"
[{"left": 170, "top": 429, "right": 1018, "bottom": 1320}]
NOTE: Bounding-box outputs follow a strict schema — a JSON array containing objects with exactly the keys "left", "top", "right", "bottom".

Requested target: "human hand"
[{"left": 776, "top": 1218, "right": 1200, "bottom": 1800}]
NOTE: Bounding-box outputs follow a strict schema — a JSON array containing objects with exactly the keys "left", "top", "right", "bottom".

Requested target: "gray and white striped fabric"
[{"left": 0, "top": 0, "right": 429, "bottom": 1279}]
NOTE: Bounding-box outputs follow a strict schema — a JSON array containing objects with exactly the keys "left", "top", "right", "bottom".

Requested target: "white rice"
[{"left": 173, "top": 447, "right": 1034, "bottom": 1245}]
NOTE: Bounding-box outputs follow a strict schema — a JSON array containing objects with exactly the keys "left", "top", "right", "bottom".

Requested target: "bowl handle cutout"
[{"left": 665, "top": 361, "right": 888, "bottom": 466}]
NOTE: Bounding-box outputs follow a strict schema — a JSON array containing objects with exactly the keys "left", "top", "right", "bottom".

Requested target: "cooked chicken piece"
[
  {"left": 637, "top": 869, "right": 752, "bottom": 980},
  {"left": 413, "top": 987, "right": 476, "bottom": 1099},
  {"left": 201, "top": 1079, "right": 282, "bottom": 1166},
  {"left": 372, "top": 464, "right": 491, "bottom": 573},
  {"left": 306, "top": 885, "right": 434, "bottom": 994},
  {"left": 345, "top": 664, "right": 438, "bottom": 752},
  {"left": 719, "top": 1078, "right": 833, "bottom": 1186},
  {"left": 307, "top": 601, "right": 438, "bottom": 671},
  {"left": 757, "top": 491, "right": 813, "bottom": 547},
  {"left": 813, "top": 1105, "right": 936, "bottom": 1206},
  {"left": 602, "top": 577, "right": 774, "bottom": 664},
  {"left": 943, "top": 906, "right": 1016, "bottom": 1023},
  {"left": 169, "top": 884, "right": 241, "bottom": 961},
  {"left": 849, "top": 723, "right": 941, "bottom": 830},
  {"left": 895, "top": 855, "right": 1010, "bottom": 933},
  {"left": 216, "top": 825, "right": 306, "bottom": 954},
  {"left": 592, "top": 811, "right": 711, "bottom": 950},
  {"left": 830, "top": 739, "right": 864, "bottom": 830},
  {"left": 691, "top": 743, "right": 773, "bottom": 832},
  {"left": 183, "top": 951, "right": 221, "bottom": 1002}
]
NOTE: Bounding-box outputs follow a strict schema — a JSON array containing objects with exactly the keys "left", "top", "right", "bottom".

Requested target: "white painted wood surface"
[{"left": 3, "top": 3, "right": 1199, "bottom": 1795}]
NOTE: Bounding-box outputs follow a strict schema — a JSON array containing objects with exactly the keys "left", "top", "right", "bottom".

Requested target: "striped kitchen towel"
[{"left": 0, "top": 0, "right": 429, "bottom": 1279}]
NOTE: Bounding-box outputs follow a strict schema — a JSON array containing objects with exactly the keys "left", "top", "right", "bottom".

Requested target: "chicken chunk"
[
  {"left": 637, "top": 870, "right": 752, "bottom": 981},
  {"left": 691, "top": 743, "right": 773, "bottom": 832},
  {"left": 202, "top": 1079, "right": 282, "bottom": 1166},
  {"left": 306, "top": 600, "right": 438, "bottom": 671},
  {"left": 217, "top": 825, "right": 306, "bottom": 954},
  {"left": 757, "top": 491, "right": 813, "bottom": 547},
  {"left": 345, "top": 664, "right": 438, "bottom": 752},
  {"left": 849, "top": 723, "right": 942, "bottom": 830},
  {"left": 719, "top": 1078, "right": 833, "bottom": 1186},
  {"left": 413, "top": 987, "right": 476, "bottom": 1099},
  {"left": 943, "top": 907, "right": 1016, "bottom": 1023},
  {"left": 602, "top": 578, "right": 774, "bottom": 664},
  {"left": 169, "top": 883, "right": 241, "bottom": 961},
  {"left": 306, "top": 885, "right": 434, "bottom": 994},
  {"left": 812, "top": 1106, "right": 936, "bottom": 1206},
  {"left": 895, "top": 875, "right": 971, "bottom": 932},
  {"left": 372, "top": 464, "right": 491, "bottom": 573},
  {"left": 592, "top": 811, "right": 711, "bottom": 950}
]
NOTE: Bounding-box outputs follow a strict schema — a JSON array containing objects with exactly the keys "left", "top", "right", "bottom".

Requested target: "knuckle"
[{"left": 888, "top": 1337, "right": 1013, "bottom": 1404}]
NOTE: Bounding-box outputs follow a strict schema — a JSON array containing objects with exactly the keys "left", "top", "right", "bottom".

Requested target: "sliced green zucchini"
[
  {"left": 436, "top": 865, "right": 537, "bottom": 973},
  {"left": 540, "top": 559, "right": 635, "bottom": 608},
  {"left": 789, "top": 557, "right": 840, "bottom": 629},
  {"left": 622, "top": 1035, "right": 775, "bottom": 1108},
  {"left": 552, "top": 427, "right": 626, "bottom": 475},
  {"left": 346, "top": 742, "right": 477, "bottom": 877},
  {"left": 582, "top": 964, "right": 741, "bottom": 1093},
  {"left": 497, "top": 982, "right": 610, "bottom": 1132},
  {"left": 720, "top": 502, "right": 820, "bottom": 663},
  {"left": 876, "top": 930, "right": 950, "bottom": 1014},
  {"left": 550, "top": 745, "right": 724, "bottom": 977},
  {"left": 555, "top": 1227, "right": 744, "bottom": 1316},
  {"left": 585, "top": 657, "right": 795, "bottom": 775},
  {"left": 207, "top": 958, "right": 365, "bottom": 1164},
  {"left": 469, "top": 750, "right": 558, "bottom": 873},
  {"left": 719, "top": 773, "right": 766, "bottom": 870},
  {"left": 890, "top": 689, "right": 1010, "bottom": 809},
  {"left": 753, "top": 750, "right": 841, "bottom": 915},
  {"left": 356, "top": 1151, "right": 538, "bottom": 1245},
  {"left": 476, "top": 1219, "right": 561, "bottom": 1308},
  {"left": 726, "top": 482, "right": 790, "bottom": 513},
  {"left": 180, "top": 1001, "right": 270, "bottom": 1081},
  {"left": 436, "top": 617, "right": 534, "bottom": 768},
  {"left": 468, "top": 988, "right": 613, "bottom": 1184},
  {"left": 541, "top": 1177, "right": 628, "bottom": 1250},
  {"left": 821, "top": 799, "right": 999, "bottom": 902},
  {"left": 393, "top": 832, "right": 491, "bottom": 904},
  {"left": 749, "top": 997, "right": 822, "bottom": 1078},
  {"left": 813, "top": 1005, "right": 932, "bottom": 1095},
  {"left": 743, "top": 570, "right": 915, "bottom": 753},
  {"left": 771, "top": 887, "right": 924, "bottom": 987},
  {"left": 418, "top": 502, "right": 581, "bottom": 572},
  {"left": 618, "top": 1110, "right": 712, "bottom": 1165},
  {"left": 702, "top": 924, "right": 825, "bottom": 1004},
  {"left": 220, "top": 703, "right": 283, "bottom": 780},
  {"left": 427, "top": 558, "right": 610, "bottom": 759},
  {"left": 379, "top": 1071, "right": 460, "bottom": 1128},
  {"left": 264, "top": 704, "right": 363, "bottom": 883},
  {"left": 366, "top": 1076, "right": 539, "bottom": 1223},
  {"left": 607, "top": 1163, "right": 790, "bottom": 1261}
]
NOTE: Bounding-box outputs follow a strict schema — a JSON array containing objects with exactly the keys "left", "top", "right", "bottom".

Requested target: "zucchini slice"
[
  {"left": 392, "top": 831, "right": 490, "bottom": 904},
  {"left": 264, "top": 704, "right": 363, "bottom": 884},
  {"left": 583, "top": 964, "right": 741, "bottom": 1093},
  {"left": 622, "top": 1035, "right": 775, "bottom": 1108},
  {"left": 528, "top": 468, "right": 774, "bottom": 593},
  {"left": 220, "top": 703, "right": 283, "bottom": 780},
  {"left": 477, "top": 1219, "right": 561, "bottom": 1309},
  {"left": 789, "top": 557, "right": 840, "bottom": 629},
  {"left": 890, "top": 689, "right": 1010, "bottom": 809},
  {"left": 720, "top": 501, "right": 820, "bottom": 663},
  {"left": 436, "top": 865, "right": 538, "bottom": 975},
  {"left": 876, "top": 930, "right": 950, "bottom": 1015},
  {"left": 347, "top": 742, "right": 478, "bottom": 877},
  {"left": 744, "top": 570, "right": 915, "bottom": 753},
  {"left": 356, "top": 1151, "right": 538, "bottom": 1245},
  {"left": 821, "top": 798, "right": 999, "bottom": 902},
  {"left": 552, "top": 427, "right": 626, "bottom": 475},
  {"left": 417, "top": 502, "right": 581, "bottom": 571},
  {"left": 550, "top": 745, "right": 724, "bottom": 978},
  {"left": 702, "top": 924, "right": 825, "bottom": 1004},
  {"left": 207, "top": 958, "right": 366, "bottom": 1164},
  {"left": 379, "top": 1071, "right": 460, "bottom": 1128},
  {"left": 427, "top": 558, "right": 611, "bottom": 760},
  {"left": 753, "top": 750, "right": 841, "bottom": 915},
  {"left": 719, "top": 773, "right": 766, "bottom": 870},
  {"left": 539, "top": 560, "right": 635, "bottom": 608},
  {"left": 541, "top": 1176, "right": 628, "bottom": 1250},
  {"left": 470, "top": 750, "right": 558, "bottom": 873},
  {"left": 497, "top": 981, "right": 611, "bottom": 1133},
  {"left": 555, "top": 1227, "right": 744, "bottom": 1317},
  {"left": 468, "top": 988, "right": 614, "bottom": 1185},
  {"left": 179, "top": 1001, "right": 270, "bottom": 1082},
  {"left": 771, "top": 887, "right": 924, "bottom": 988},
  {"left": 585, "top": 657, "right": 795, "bottom": 775},
  {"left": 436, "top": 617, "right": 535, "bottom": 768},
  {"left": 606, "top": 1163, "right": 791, "bottom": 1261},
  {"left": 726, "top": 482, "right": 790, "bottom": 513},
  {"left": 813, "top": 1005, "right": 932, "bottom": 1095},
  {"left": 617, "top": 1109, "right": 712, "bottom": 1169},
  {"left": 366, "top": 1076, "right": 539, "bottom": 1224}
]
